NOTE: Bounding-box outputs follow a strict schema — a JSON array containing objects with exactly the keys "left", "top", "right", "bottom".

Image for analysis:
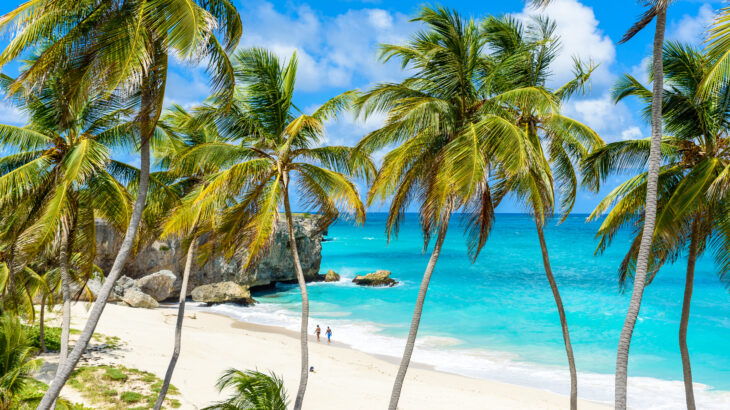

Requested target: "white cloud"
[
  {"left": 564, "top": 95, "right": 640, "bottom": 143},
  {"left": 0, "top": 100, "right": 26, "bottom": 126},
  {"left": 517, "top": 0, "right": 616, "bottom": 88},
  {"left": 621, "top": 126, "right": 643, "bottom": 140},
  {"left": 668, "top": 3, "right": 714, "bottom": 44},
  {"left": 238, "top": 2, "right": 415, "bottom": 92}
]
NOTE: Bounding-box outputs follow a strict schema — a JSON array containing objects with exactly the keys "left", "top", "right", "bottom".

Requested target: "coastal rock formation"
[
  {"left": 352, "top": 270, "right": 397, "bottom": 287},
  {"left": 122, "top": 289, "right": 159, "bottom": 309},
  {"left": 94, "top": 215, "right": 327, "bottom": 296},
  {"left": 191, "top": 282, "right": 255, "bottom": 305},
  {"left": 324, "top": 269, "right": 340, "bottom": 282},
  {"left": 136, "top": 270, "right": 176, "bottom": 301}
]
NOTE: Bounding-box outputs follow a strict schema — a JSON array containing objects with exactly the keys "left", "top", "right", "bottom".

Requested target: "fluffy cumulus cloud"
[
  {"left": 238, "top": 2, "right": 414, "bottom": 92},
  {"left": 0, "top": 100, "right": 25, "bottom": 126},
  {"left": 668, "top": 3, "right": 715, "bottom": 44},
  {"left": 517, "top": 0, "right": 643, "bottom": 143}
]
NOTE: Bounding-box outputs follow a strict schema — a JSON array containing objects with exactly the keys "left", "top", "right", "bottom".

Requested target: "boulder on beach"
[
  {"left": 352, "top": 270, "right": 397, "bottom": 287},
  {"left": 324, "top": 269, "right": 340, "bottom": 282},
  {"left": 136, "top": 270, "right": 176, "bottom": 301},
  {"left": 122, "top": 289, "right": 159, "bottom": 309},
  {"left": 191, "top": 282, "right": 256, "bottom": 305}
]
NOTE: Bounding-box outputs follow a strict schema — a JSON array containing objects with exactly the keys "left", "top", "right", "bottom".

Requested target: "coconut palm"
[
  {"left": 203, "top": 369, "right": 288, "bottom": 410},
  {"left": 480, "top": 16, "right": 604, "bottom": 410},
  {"left": 530, "top": 1, "right": 676, "bottom": 407},
  {"left": 152, "top": 105, "right": 236, "bottom": 409},
  {"left": 583, "top": 42, "right": 730, "bottom": 410},
  {"left": 184, "top": 48, "right": 370, "bottom": 410},
  {"left": 0, "top": 314, "right": 42, "bottom": 410},
  {"left": 0, "top": 68, "right": 135, "bottom": 376},
  {"left": 0, "top": 2, "right": 242, "bottom": 406},
  {"left": 354, "top": 8, "right": 530, "bottom": 409}
]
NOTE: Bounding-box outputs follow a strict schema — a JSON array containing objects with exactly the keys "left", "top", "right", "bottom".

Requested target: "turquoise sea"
[{"left": 204, "top": 213, "right": 730, "bottom": 409}]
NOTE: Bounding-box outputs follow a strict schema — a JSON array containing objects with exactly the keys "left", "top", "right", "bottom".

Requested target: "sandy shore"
[{"left": 48, "top": 302, "right": 610, "bottom": 409}]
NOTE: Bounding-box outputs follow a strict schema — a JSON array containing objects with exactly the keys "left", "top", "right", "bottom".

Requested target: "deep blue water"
[{"left": 205, "top": 213, "right": 730, "bottom": 408}]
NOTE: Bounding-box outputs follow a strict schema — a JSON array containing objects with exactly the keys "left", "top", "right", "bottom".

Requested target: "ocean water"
[{"left": 203, "top": 213, "right": 730, "bottom": 409}]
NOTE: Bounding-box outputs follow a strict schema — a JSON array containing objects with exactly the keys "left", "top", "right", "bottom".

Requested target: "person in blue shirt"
[{"left": 326, "top": 326, "right": 333, "bottom": 343}]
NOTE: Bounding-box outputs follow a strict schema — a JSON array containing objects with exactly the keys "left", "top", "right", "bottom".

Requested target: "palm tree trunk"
[
  {"left": 282, "top": 180, "right": 311, "bottom": 410},
  {"left": 37, "top": 38, "right": 165, "bottom": 407},
  {"left": 58, "top": 227, "right": 72, "bottom": 368},
  {"left": 535, "top": 220, "right": 577, "bottom": 410},
  {"left": 680, "top": 218, "right": 699, "bottom": 410},
  {"left": 154, "top": 238, "right": 197, "bottom": 410},
  {"left": 40, "top": 293, "right": 47, "bottom": 353},
  {"left": 389, "top": 216, "right": 450, "bottom": 410},
  {"left": 615, "top": 5, "right": 666, "bottom": 409}
]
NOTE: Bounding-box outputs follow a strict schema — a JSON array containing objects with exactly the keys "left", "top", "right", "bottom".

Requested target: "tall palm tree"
[
  {"left": 0, "top": 68, "right": 134, "bottom": 374},
  {"left": 203, "top": 369, "right": 288, "bottom": 410},
  {"left": 480, "top": 16, "right": 603, "bottom": 410},
  {"left": 152, "top": 105, "right": 234, "bottom": 409},
  {"left": 530, "top": 1, "right": 675, "bottom": 408},
  {"left": 583, "top": 42, "right": 730, "bottom": 410},
  {"left": 186, "top": 48, "right": 370, "bottom": 410},
  {"left": 0, "top": 3, "right": 242, "bottom": 407},
  {"left": 355, "top": 8, "right": 529, "bottom": 409}
]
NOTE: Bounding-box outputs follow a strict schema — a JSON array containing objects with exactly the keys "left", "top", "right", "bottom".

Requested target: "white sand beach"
[{"left": 39, "top": 303, "right": 611, "bottom": 409}]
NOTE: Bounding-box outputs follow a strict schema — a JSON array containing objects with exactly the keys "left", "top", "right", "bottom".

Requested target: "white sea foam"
[{"left": 196, "top": 302, "right": 730, "bottom": 410}]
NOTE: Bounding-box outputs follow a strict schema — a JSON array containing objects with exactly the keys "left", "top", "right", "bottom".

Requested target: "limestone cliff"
[{"left": 94, "top": 215, "right": 326, "bottom": 296}]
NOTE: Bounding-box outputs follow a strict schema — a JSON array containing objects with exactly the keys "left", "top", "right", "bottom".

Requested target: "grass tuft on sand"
[{"left": 68, "top": 365, "right": 181, "bottom": 409}]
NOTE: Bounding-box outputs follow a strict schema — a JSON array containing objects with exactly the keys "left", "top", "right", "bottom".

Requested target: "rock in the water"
[
  {"left": 122, "top": 289, "right": 159, "bottom": 309},
  {"left": 352, "top": 270, "right": 397, "bottom": 287},
  {"left": 136, "top": 270, "right": 176, "bottom": 301},
  {"left": 191, "top": 282, "right": 255, "bottom": 305},
  {"left": 324, "top": 269, "right": 340, "bottom": 282}
]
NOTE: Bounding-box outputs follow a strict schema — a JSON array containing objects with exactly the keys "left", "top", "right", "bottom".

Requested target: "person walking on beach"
[
  {"left": 315, "top": 325, "right": 321, "bottom": 342},
  {"left": 326, "top": 326, "right": 332, "bottom": 343}
]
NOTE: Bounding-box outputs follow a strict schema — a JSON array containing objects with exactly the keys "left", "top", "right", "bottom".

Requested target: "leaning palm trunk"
[
  {"left": 282, "top": 179, "right": 311, "bottom": 410},
  {"left": 615, "top": 6, "right": 667, "bottom": 409},
  {"left": 154, "top": 239, "right": 198, "bottom": 410},
  {"left": 37, "top": 45, "right": 163, "bottom": 405},
  {"left": 388, "top": 217, "right": 450, "bottom": 410},
  {"left": 679, "top": 218, "right": 699, "bottom": 410},
  {"left": 535, "top": 220, "right": 577, "bottom": 410},
  {"left": 57, "top": 228, "right": 72, "bottom": 369}
]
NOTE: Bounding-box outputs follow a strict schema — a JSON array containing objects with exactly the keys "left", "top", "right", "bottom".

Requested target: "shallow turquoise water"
[{"left": 205, "top": 213, "right": 730, "bottom": 407}]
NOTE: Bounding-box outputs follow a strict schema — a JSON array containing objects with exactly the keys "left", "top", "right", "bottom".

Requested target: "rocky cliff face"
[{"left": 94, "top": 215, "right": 326, "bottom": 296}]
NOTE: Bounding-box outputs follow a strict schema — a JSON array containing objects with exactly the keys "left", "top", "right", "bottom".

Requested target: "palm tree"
[
  {"left": 203, "top": 369, "right": 288, "bottom": 410},
  {"left": 480, "top": 16, "right": 604, "bottom": 410},
  {"left": 354, "top": 8, "right": 529, "bottom": 409},
  {"left": 583, "top": 42, "right": 730, "bottom": 410},
  {"left": 0, "top": 314, "right": 42, "bottom": 410},
  {"left": 0, "top": 3, "right": 242, "bottom": 407},
  {"left": 0, "top": 68, "right": 134, "bottom": 375},
  {"left": 530, "top": 1, "right": 676, "bottom": 408},
  {"left": 152, "top": 105, "right": 235, "bottom": 409},
  {"left": 187, "top": 48, "right": 370, "bottom": 410}
]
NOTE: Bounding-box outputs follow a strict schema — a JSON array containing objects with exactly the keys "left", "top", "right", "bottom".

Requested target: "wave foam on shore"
[{"left": 197, "top": 302, "right": 730, "bottom": 410}]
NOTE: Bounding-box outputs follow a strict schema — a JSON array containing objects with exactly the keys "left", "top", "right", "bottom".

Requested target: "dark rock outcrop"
[
  {"left": 352, "top": 270, "right": 397, "bottom": 287},
  {"left": 191, "top": 282, "right": 255, "bottom": 305},
  {"left": 324, "top": 269, "right": 340, "bottom": 282},
  {"left": 95, "top": 215, "right": 327, "bottom": 297}
]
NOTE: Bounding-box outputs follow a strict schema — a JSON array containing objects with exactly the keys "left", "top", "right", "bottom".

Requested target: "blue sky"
[{"left": 0, "top": 0, "right": 724, "bottom": 214}]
